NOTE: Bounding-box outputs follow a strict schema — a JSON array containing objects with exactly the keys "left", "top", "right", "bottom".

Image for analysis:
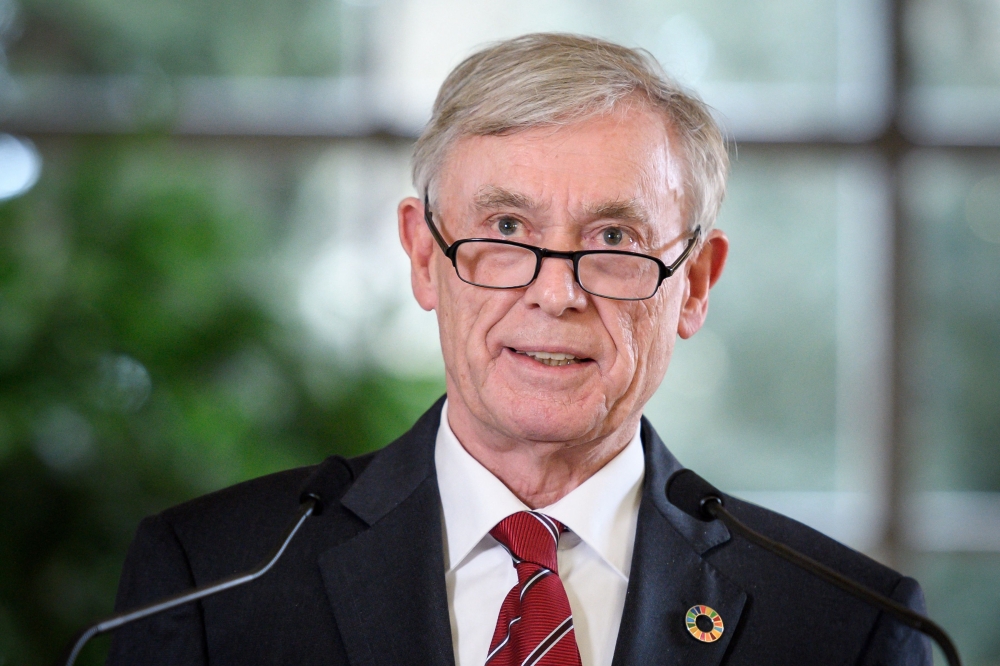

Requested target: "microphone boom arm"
[
  {"left": 703, "top": 498, "right": 961, "bottom": 666},
  {"left": 60, "top": 498, "right": 317, "bottom": 666}
]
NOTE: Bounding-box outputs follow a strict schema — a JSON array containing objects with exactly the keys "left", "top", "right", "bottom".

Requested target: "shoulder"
[
  {"left": 112, "top": 451, "right": 378, "bottom": 597},
  {"left": 702, "top": 494, "right": 930, "bottom": 664},
  {"left": 136, "top": 394, "right": 446, "bottom": 561},
  {"left": 717, "top": 493, "right": 908, "bottom": 594},
  {"left": 109, "top": 452, "right": 385, "bottom": 664},
  {"left": 152, "top": 451, "right": 378, "bottom": 555},
  {"left": 162, "top": 453, "right": 376, "bottom": 522}
]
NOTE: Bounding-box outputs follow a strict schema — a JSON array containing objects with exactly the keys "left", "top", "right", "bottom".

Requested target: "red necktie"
[{"left": 486, "top": 511, "right": 583, "bottom": 666}]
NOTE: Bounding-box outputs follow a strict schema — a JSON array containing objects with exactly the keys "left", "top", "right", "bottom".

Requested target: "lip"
[
  {"left": 502, "top": 346, "right": 597, "bottom": 368},
  {"left": 505, "top": 344, "right": 594, "bottom": 358}
]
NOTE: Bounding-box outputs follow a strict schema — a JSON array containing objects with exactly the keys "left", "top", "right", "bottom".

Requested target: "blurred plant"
[
  {"left": 0, "top": 137, "right": 443, "bottom": 665},
  {"left": 8, "top": 0, "right": 347, "bottom": 77}
]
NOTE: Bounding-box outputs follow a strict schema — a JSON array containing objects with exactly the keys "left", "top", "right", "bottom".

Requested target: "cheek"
[
  {"left": 613, "top": 309, "right": 640, "bottom": 364},
  {"left": 434, "top": 266, "right": 517, "bottom": 369},
  {"left": 645, "top": 316, "right": 675, "bottom": 380},
  {"left": 433, "top": 262, "right": 479, "bottom": 370},
  {"left": 643, "top": 296, "right": 681, "bottom": 385},
  {"left": 600, "top": 303, "right": 647, "bottom": 373},
  {"left": 604, "top": 296, "right": 674, "bottom": 384}
]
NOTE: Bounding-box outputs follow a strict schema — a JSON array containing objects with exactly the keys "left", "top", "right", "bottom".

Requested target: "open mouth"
[{"left": 510, "top": 348, "right": 591, "bottom": 367}]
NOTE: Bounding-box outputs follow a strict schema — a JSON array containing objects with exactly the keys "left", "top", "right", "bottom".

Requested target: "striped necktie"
[{"left": 486, "top": 511, "right": 583, "bottom": 666}]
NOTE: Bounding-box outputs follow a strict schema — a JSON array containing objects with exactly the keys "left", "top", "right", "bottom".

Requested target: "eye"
[
  {"left": 602, "top": 227, "right": 625, "bottom": 246},
  {"left": 496, "top": 216, "right": 520, "bottom": 236}
]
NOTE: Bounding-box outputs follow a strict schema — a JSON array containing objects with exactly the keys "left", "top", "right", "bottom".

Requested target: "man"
[{"left": 108, "top": 34, "right": 931, "bottom": 665}]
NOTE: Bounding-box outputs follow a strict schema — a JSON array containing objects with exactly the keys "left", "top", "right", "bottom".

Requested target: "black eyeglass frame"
[{"left": 422, "top": 191, "right": 702, "bottom": 301}]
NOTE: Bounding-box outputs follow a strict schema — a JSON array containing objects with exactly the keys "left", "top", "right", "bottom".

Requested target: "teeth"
[{"left": 516, "top": 350, "right": 581, "bottom": 367}]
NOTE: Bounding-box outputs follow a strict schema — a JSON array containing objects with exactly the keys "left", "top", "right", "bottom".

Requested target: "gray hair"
[{"left": 412, "top": 33, "right": 729, "bottom": 234}]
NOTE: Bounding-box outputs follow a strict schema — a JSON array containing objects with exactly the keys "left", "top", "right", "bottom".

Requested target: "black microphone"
[
  {"left": 60, "top": 455, "right": 353, "bottom": 666},
  {"left": 665, "top": 469, "right": 962, "bottom": 666}
]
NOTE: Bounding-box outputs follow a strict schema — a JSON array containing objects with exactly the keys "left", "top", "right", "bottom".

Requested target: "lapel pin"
[{"left": 685, "top": 605, "right": 724, "bottom": 643}]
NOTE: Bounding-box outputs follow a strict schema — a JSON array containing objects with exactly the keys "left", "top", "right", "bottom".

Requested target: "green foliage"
[
  {"left": 0, "top": 137, "right": 444, "bottom": 665},
  {"left": 10, "top": 0, "right": 346, "bottom": 76}
]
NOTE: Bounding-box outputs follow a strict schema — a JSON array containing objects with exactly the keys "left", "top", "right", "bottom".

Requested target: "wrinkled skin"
[{"left": 399, "top": 105, "right": 728, "bottom": 507}]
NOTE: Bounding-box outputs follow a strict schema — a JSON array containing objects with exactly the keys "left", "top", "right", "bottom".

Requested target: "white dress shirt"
[{"left": 435, "top": 400, "right": 645, "bottom": 666}]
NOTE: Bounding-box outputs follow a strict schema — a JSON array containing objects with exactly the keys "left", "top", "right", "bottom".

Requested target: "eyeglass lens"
[
  {"left": 577, "top": 252, "right": 660, "bottom": 299},
  {"left": 453, "top": 241, "right": 661, "bottom": 300}
]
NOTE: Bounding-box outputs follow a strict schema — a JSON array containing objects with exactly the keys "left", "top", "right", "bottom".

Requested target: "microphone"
[
  {"left": 665, "top": 469, "right": 962, "bottom": 666},
  {"left": 60, "top": 455, "right": 353, "bottom": 666}
]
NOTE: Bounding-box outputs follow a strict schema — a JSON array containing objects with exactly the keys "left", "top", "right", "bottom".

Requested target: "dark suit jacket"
[{"left": 107, "top": 398, "right": 931, "bottom": 665}]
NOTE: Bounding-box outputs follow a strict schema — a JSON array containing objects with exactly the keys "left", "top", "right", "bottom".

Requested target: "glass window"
[
  {"left": 1, "top": 0, "right": 889, "bottom": 140},
  {"left": 901, "top": 151, "right": 1000, "bottom": 494},
  {"left": 903, "top": 0, "right": 1000, "bottom": 143},
  {"left": 913, "top": 554, "right": 1000, "bottom": 666},
  {"left": 905, "top": 0, "right": 1000, "bottom": 88},
  {"left": 366, "top": 0, "right": 888, "bottom": 139},
  {"left": 898, "top": 151, "right": 1000, "bottom": 663}
]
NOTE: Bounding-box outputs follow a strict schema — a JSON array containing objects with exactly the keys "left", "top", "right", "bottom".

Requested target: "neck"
[{"left": 445, "top": 398, "right": 639, "bottom": 509}]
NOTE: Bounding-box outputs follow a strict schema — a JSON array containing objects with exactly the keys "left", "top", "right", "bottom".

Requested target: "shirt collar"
[{"left": 435, "top": 400, "right": 645, "bottom": 579}]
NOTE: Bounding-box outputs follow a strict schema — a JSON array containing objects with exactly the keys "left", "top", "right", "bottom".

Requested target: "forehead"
[{"left": 436, "top": 107, "right": 685, "bottom": 228}]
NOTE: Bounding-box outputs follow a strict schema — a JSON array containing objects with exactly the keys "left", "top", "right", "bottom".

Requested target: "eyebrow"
[
  {"left": 584, "top": 199, "right": 650, "bottom": 224},
  {"left": 472, "top": 186, "right": 536, "bottom": 211}
]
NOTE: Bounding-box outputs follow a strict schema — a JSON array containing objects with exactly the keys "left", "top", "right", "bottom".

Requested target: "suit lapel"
[
  {"left": 318, "top": 399, "right": 455, "bottom": 666},
  {"left": 612, "top": 419, "right": 747, "bottom": 666}
]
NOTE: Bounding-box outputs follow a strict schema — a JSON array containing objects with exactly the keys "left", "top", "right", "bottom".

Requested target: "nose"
[{"left": 523, "top": 254, "right": 589, "bottom": 316}]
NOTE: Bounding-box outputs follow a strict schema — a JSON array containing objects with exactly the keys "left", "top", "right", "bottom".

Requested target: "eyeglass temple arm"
[
  {"left": 663, "top": 226, "right": 702, "bottom": 277},
  {"left": 423, "top": 190, "right": 452, "bottom": 254}
]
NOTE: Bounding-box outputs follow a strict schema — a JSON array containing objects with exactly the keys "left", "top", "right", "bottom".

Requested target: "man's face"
[{"left": 401, "top": 106, "right": 722, "bottom": 448}]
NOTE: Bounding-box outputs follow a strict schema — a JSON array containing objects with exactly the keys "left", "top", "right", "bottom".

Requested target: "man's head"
[{"left": 399, "top": 33, "right": 729, "bottom": 457}]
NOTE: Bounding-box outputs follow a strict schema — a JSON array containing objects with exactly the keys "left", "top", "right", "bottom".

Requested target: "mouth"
[{"left": 509, "top": 348, "right": 592, "bottom": 367}]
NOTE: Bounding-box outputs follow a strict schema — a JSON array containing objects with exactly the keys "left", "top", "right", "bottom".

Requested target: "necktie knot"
[{"left": 490, "top": 511, "right": 564, "bottom": 572}]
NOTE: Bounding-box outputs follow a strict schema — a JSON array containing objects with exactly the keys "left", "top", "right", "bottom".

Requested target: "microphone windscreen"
[
  {"left": 666, "top": 469, "right": 723, "bottom": 522},
  {"left": 299, "top": 455, "right": 354, "bottom": 515}
]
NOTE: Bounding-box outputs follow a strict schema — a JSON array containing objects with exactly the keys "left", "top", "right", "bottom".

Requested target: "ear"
[
  {"left": 398, "top": 196, "right": 439, "bottom": 311},
  {"left": 677, "top": 229, "right": 728, "bottom": 339}
]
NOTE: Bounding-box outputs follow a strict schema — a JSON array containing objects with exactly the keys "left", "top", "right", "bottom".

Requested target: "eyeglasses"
[{"left": 422, "top": 191, "right": 701, "bottom": 301}]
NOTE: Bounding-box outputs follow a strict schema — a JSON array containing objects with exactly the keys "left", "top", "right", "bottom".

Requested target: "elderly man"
[{"left": 108, "top": 34, "right": 930, "bottom": 666}]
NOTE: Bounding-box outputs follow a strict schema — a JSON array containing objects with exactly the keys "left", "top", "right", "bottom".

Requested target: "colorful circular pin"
[{"left": 685, "top": 605, "right": 724, "bottom": 643}]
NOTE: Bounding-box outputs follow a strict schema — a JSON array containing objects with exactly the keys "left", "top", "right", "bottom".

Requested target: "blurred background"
[{"left": 0, "top": 0, "right": 998, "bottom": 663}]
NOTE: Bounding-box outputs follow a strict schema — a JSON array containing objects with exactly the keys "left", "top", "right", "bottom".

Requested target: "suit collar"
[
  {"left": 319, "top": 396, "right": 455, "bottom": 666},
  {"left": 611, "top": 418, "right": 746, "bottom": 666},
  {"left": 339, "top": 396, "right": 445, "bottom": 526},
  {"left": 638, "top": 417, "right": 730, "bottom": 555}
]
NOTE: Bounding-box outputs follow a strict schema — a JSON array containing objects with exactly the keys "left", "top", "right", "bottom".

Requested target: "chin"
[{"left": 487, "top": 392, "right": 610, "bottom": 444}]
